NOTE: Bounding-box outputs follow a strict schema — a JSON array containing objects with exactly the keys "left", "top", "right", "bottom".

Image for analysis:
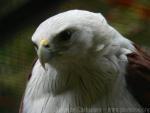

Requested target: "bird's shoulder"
[{"left": 126, "top": 44, "right": 150, "bottom": 108}]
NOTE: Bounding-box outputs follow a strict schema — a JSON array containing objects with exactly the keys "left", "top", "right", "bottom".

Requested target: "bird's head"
[{"left": 31, "top": 10, "right": 133, "bottom": 70}]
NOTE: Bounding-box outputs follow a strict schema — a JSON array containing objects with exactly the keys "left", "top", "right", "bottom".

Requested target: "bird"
[{"left": 19, "top": 10, "right": 150, "bottom": 113}]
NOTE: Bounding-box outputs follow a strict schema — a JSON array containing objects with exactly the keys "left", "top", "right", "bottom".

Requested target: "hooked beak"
[{"left": 37, "top": 39, "right": 50, "bottom": 70}]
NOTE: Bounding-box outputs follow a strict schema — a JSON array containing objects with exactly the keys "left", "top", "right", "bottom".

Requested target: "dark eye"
[
  {"left": 32, "top": 42, "right": 38, "bottom": 50},
  {"left": 58, "top": 29, "right": 72, "bottom": 41}
]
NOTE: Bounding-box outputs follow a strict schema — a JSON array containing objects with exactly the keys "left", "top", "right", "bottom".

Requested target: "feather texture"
[{"left": 20, "top": 10, "right": 150, "bottom": 113}]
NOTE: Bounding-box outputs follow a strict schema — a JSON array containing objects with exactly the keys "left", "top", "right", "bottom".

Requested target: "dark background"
[{"left": 0, "top": 0, "right": 149, "bottom": 113}]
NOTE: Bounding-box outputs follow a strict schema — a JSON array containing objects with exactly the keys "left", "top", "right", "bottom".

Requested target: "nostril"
[
  {"left": 40, "top": 39, "right": 50, "bottom": 48},
  {"left": 44, "top": 44, "right": 50, "bottom": 48}
]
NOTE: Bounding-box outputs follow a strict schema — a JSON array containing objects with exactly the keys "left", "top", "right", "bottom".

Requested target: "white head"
[
  {"left": 31, "top": 9, "right": 135, "bottom": 75},
  {"left": 25, "top": 10, "right": 140, "bottom": 109}
]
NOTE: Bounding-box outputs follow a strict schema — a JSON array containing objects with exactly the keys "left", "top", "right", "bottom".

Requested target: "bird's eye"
[
  {"left": 32, "top": 42, "right": 38, "bottom": 50},
  {"left": 58, "top": 29, "right": 72, "bottom": 41}
]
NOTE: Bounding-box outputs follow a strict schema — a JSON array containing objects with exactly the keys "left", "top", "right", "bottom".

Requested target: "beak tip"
[
  {"left": 41, "top": 62, "right": 46, "bottom": 70},
  {"left": 39, "top": 58, "right": 46, "bottom": 70}
]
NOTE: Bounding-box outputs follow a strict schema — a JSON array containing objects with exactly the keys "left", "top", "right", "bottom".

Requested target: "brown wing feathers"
[{"left": 126, "top": 44, "right": 150, "bottom": 108}]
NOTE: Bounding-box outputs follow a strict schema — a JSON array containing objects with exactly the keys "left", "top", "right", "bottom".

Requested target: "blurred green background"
[{"left": 0, "top": 0, "right": 149, "bottom": 113}]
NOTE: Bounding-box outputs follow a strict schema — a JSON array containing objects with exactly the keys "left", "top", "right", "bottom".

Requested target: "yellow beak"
[
  {"left": 38, "top": 39, "right": 49, "bottom": 69},
  {"left": 40, "top": 39, "right": 49, "bottom": 47}
]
